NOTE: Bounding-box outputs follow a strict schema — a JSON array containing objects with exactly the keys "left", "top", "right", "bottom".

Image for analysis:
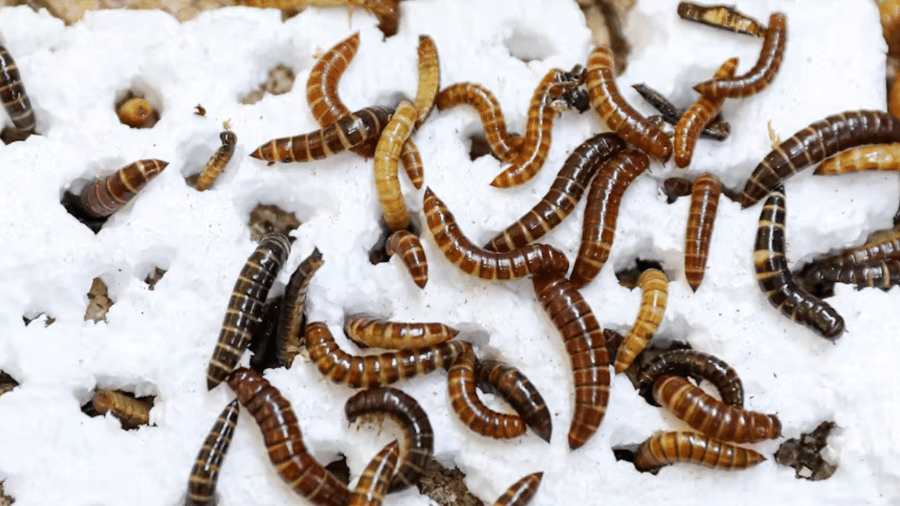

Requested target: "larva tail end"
[
  {"left": 414, "top": 276, "right": 428, "bottom": 289},
  {"left": 206, "top": 375, "right": 222, "bottom": 391},
  {"left": 534, "top": 423, "right": 552, "bottom": 443},
  {"left": 489, "top": 172, "right": 514, "bottom": 188},
  {"left": 249, "top": 146, "right": 267, "bottom": 161},
  {"left": 688, "top": 278, "right": 701, "bottom": 292},
  {"left": 692, "top": 81, "right": 715, "bottom": 97},
  {"left": 674, "top": 152, "right": 691, "bottom": 169}
]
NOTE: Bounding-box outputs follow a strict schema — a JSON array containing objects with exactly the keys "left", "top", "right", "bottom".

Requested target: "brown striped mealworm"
[
  {"left": 802, "top": 259, "right": 900, "bottom": 292},
  {"left": 492, "top": 472, "right": 543, "bottom": 506},
  {"left": 386, "top": 230, "right": 429, "bottom": 289},
  {"left": 633, "top": 431, "right": 766, "bottom": 473},
  {"left": 207, "top": 233, "right": 292, "bottom": 389},
  {"left": 614, "top": 268, "right": 668, "bottom": 374},
  {"left": 92, "top": 390, "right": 151, "bottom": 429},
  {"left": 414, "top": 35, "right": 440, "bottom": 128},
  {"left": 348, "top": 440, "right": 399, "bottom": 506},
  {"left": 0, "top": 43, "right": 35, "bottom": 135},
  {"left": 637, "top": 349, "right": 744, "bottom": 408},
  {"left": 399, "top": 138, "right": 424, "bottom": 189},
  {"left": 436, "top": 82, "right": 525, "bottom": 164},
  {"left": 344, "top": 314, "right": 457, "bottom": 349},
  {"left": 184, "top": 399, "right": 240, "bottom": 506},
  {"left": 684, "top": 173, "right": 722, "bottom": 291},
  {"left": 813, "top": 144, "right": 900, "bottom": 175},
  {"left": 195, "top": 131, "right": 238, "bottom": 191},
  {"left": 632, "top": 83, "right": 731, "bottom": 141},
  {"left": 307, "top": 32, "right": 359, "bottom": 128},
  {"left": 676, "top": 2, "right": 766, "bottom": 37},
  {"left": 374, "top": 101, "right": 416, "bottom": 231},
  {"left": 663, "top": 176, "right": 693, "bottom": 203},
  {"left": 475, "top": 359, "right": 552, "bottom": 443},
  {"left": 803, "top": 223, "right": 900, "bottom": 269},
  {"left": 78, "top": 159, "right": 169, "bottom": 219},
  {"left": 116, "top": 97, "right": 154, "bottom": 128},
  {"left": 891, "top": 72, "right": 900, "bottom": 118},
  {"left": 448, "top": 347, "right": 526, "bottom": 439},
  {"left": 674, "top": 58, "right": 738, "bottom": 168},
  {"left": 276, "top": 247, "right": 324, "bottom": 368}
]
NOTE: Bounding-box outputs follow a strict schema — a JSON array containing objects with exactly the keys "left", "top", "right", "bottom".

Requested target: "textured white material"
[{"left": 0, "top": 0, "right": 894, "bottom": 505}]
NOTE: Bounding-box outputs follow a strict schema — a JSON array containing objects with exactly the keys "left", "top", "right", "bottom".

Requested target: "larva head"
[{"left": 220, "top": 130, "right": 237, "bottom": 146}]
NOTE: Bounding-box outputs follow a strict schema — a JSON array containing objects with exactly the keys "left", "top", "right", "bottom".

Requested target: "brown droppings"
[
  {"left": 85, "top": 277, "right": 112, "bottom": 323},
  {"left": 775, "top": 421, "right": 838, "bottom": 481},
  {"left": 247, "top": 204, "right": 301, "bottom": 242},
  {"left": 416, "top": 457, "right": 485, "bottom": 506},
  {"left": 240, "top": 64, "right": 296, "bottom": 105}
]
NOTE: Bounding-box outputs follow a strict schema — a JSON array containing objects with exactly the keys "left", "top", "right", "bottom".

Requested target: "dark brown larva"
[
  {"left": 448, "top": 347, "right": 526, "bottom": 439},
  {"left": 347, "top": 440, "right": 399, "bottom": 506},
  {"left": 569, "top": 149, "right": 650, "bottom": 288},
  {"left": 413, "top": 35, "right": 440, "bottom": 129},
  {"left": 207, "top": 233, "right": 292, "bottom": 390},
  {"left": 436, "top": 83, "right": 523, "bottom": 163},
  {"left": 663, "top": 176, "right": 693, "bottom": 203},
  {"left": 195, "top": 130, "right": 238, "bottom": 191},
  {"left": 276, "top": 247, "right": 324, "bottom": 368},
  {"left": 637, "top": 349, "right": 744, "bottom": 408},
  {"left": 344, "top": 314, "right": 457, "bottom": 349},
  {"left": 803, "top": 259, "right": 900, "bottom": 292},
  {"left": 475, "top": 359, "right": 552, "bottom": 443},
  {"left": 226, "top": 367, "right": 349, "bottom": 506},
  {"left": 693, "top": 13, "right": 787, "bottom": 99},
  {"left": 632, "top": 83, "right": 731, "bottom": 141},
  {"left": 804, "top": 224, "right": 900, "bottom": 269},
  {"left": 684, "top": 173, "right": 722, "bottom": 291},
  {"left": 676, "top": 2, "right": 766, "bottom": 37},
  {"left": 741, "top": 110, "right": 900, "bottom": 208},
  {"left": 307, "top": 32, "right": 359, "bottom": 129},
  {"left": 0, "top": 43, "right": 35, "bottom": 135},
  {"left": 306, "top": 321, "right": 471, "bottom": 388},
  {"left": 92, "top": 390, "right": 151, "bottom": 429},
  {"left": 374, "top": 101, "right": 416, "bottom": 231},
  {"left": 423, "top": 188, "right": 570, "bottom": 280},
  {"left": 753, "top": 187, "right": 844, "bottom": 339},
  {"left": 386, "top": 230, "right": 429, "bottom": 289},
  {"left": 484, "top": 132, "right": 626, "bottom": 252},
  {"left": 653, "top": 375, "right": 781, "bottom": 444},
  {"left": 78, "top": 159, "right": 169, "bottom": 219},
  {"left": 492, "top": 472, "right": 544, "bottom": 506},
  {"left": 185, "top": 399, "right": 240, "bottom": 506},
  {"left": 633, "top": 431, "right": 766, "bottom": 473},
  {"left": 532, "top": 273, "right": 610, "bottom": 450},
  {"left": 674, "top": 58, "right": 738, "bottom": 168}
]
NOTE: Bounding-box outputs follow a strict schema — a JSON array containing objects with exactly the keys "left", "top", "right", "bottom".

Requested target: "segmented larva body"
[
  {"left": 448, "top": 347, "right": 526, "bottom": 439},
  {"left": 195, "top": 131, "right": 238, "bottom": 191},
  {"left": 414, "top": 35, "right": 440, "bottom": 128},
  {"left": 306, "top": 321, "right": 471, "bottom": 388},
  {"left": 676, "top": 2, "right": 766, "bottom": 37},
  {"left": 880, "top": 0, "right": 900, "bottom": 47},
  {"left": 492, "top": 472, "right": 544, "bottom": 506},
  {"left": 663, "top": 176, "right": 693, "bottom": 203},
  {"left": 684, "top": 173, "right": 723, "bottom": 291},
  {"left": 570, "top": 149, "right": 650, "bottom": 288},
  {"left": 344, "top": 314, "right": 457, "bottom": 349},
  {"left": 637, "top": 349, "right": 745, "bottom": 408},
  {"left": 185, "top": 400, "right": 240, "bottom": 506},
  {"left": 532, "top": 273, "right": 610, "bottom": 450},
  {"left": 693, "top": 13, "right": 787, "bottom": 99},
  {"left": 206, "top": 233, "right": 292, "bottom": 390},
  {"left": 386, "top": 230, "right": 429, "bottom": 289},
  {"left": 652, "top": 375, "right": 781, "bottom": 444},
  {"left": 0, "top": 43, "right": 35, "bottom": 134},
  {"left": 741, "top": 110, "right": 900, "bottom": 207},
  {"left": 250, "top": 106, "right": 393, "bottom": 163},
  {"left": 276, "top": 247, "right": 324, "bottom": 367},
  {"left": 813, "top": 144, "right": 900, "bottom": 175},
  {"left": 807, "top": 224, "right": 900, "bottom": 269},
  {"left": 803, "top": 259, "right": 900, "bottom": 292},
  {"left": 374, "top": 101, "right": 416, "bottom": 231},
  {"left": 78, "top": 159, "right": 169, "bottom": 219},
  {"left": 226, "top": 367, "right": 349, "bottom": 506},
  {"left": 585, "top": 45, "right": 672, "bottom": 161},
  {"left": 674, "top": 58, "right": 739, "bottom": 168},
  {"left": 475, "top": 359, "right": 552, "bottom": 443},
  {"left": 348, "top": 440, "right": 399, "bottom": 506},
  {"left": 484, "top": 132, "right": 626, "bottom": 252},
  {"left": 423, "top": 188, "right": 570, "bottom": 280},
  {"left": 614, "top": 268, "right": 669, "bottom": 374},
  {"left": 344, "top": 386, "right": 434, "bottom": 492},
  {"left": 633, "top": 431, "right": 766, "bottom": 473},
  {"left": 891, "top": 72, "right": 900, "bottom": 118},
  {"left": 307, "top": 32, "right": 359, "bottom": 128},
  {"left": 436, "top": 82, "right": 523, "bottom": 163},
  {"left": 116, "top": 97, "right": 154, "bottom": 128},
  {"left": 632, "top": 83, "right": 731, "bottom": 141},
  {"left": 399, "top": 138, "right": 424, "bottom": 189},
  {"left": 92, "top": 390, "right": 151, "bottom": 429},
  {"left": 753, "top": 187, "right": 845, "bottom": 339}
]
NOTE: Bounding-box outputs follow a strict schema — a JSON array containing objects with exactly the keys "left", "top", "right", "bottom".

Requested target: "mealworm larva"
[
  {"left": 754, "top": 187, "right": 845, "bottom": 339},
  {"left": 385, "top": 230, "right": 429, "bottom": 288},
  {"left": 663, "top": 176, "right": 693, "bottom": 203},
  {"left": 614, "top": 268, "right": 668, "bottom": 374},
  {"left": 632, "top": 83, "right": 730, "bottom": 141},
  {"left": 813, "top": 143, "right": 900, "bottom": 175},
  {"left": 889, "top": 72, "right": 900, "bottom": 119},
  {"left": 633, "top": 431, "right": 766, "bottom": 473},
  {"left": 306, "top": 321, "right": 471, "bottom": 388},
  {"left": 569, "top": 149, "right": 650, "bottom": 288},
  {"left": 693, "top": 13, "right": 787, "bottom": 99},
  {"left": 448, "top": 347, "right": 526, "bottom": 439},
  {"left": 374, "top": 101, "right": 416, "bottom": 231},
  {"left": 185, "top": 399, "right": 240, "bottom": 506},
  {"left": 399, "top": 138, "right": 424, "bottom": 189},
  {"left": 250, "top": 105, "right": 393, "bottom": 163},
  {"left": 206, "top": 233, "right": 292, "bottom": 390},
  {"left": 653, "top": 375, "right": 781, "bottom": 443},
  {"left": 307, "top": 32, "right": 359, "bottom": 128},
  {"left": 276, "top": 247, "right": 324, "bottom": 368},
  {"left": 674, "top": 58, "right": 739, "bottom": 168},
  {"left": 880, "top": 0, "right": 900, "bottom": 47},
  {"left": 413, "top": 35, "right": 440, "bottom": 128},
  {"left": 532, "top": 273, "right": 610, "bottom": 450},
  {"left": 741, "top": 110, "right": 900, "bottom": 208},
  {"left": 803, "top": 259, "right": 900, "bottom": 292},
  {"left": 227, "top": 367, "right": 349, "bottom": 506},
  {"left": 637, "top": 349, "right": 744, "bottom": 408},
  {"left": 676, "top": 2, "right": 766, "bottom": 37},
  {"left": 586, "top": 46, "right": 672, "bottom": 160},
  {"left": 344, "top": 386, "right": 434, "bottom": 492},
  {"left": 348, "top": 440, "right": 399, "bottom": 506},
  {"left": 805, "top": 223, "right": 900, "bottom": 269},
  {"left": 195, "top": 131, "right": 238, "bottom": 191},
  {"left": 423, "top": 188, "right": 570, "bottom": 280},
  {"left": 0, "top": 43, "right": 35, "bottom": 135},
  {"left": 684, "top": 173, "right": 722, "bottom": 291},
  {"left": 436, "top": 83, "right": 523, "bottom": 163},
  {"left": 344, "top": 314, "right": 457, "bottom": 349},
  {"left": 492, "top": 472, "right": 543, "bottom": 506},
  {"left": 92, "top": 390, "right": 151, "bottom": 429},
  {"left": 78, "top": 159, "right": 169, "bottom": 219},
  {"left": 475, "top": 359, "right": 552, "bottom": 443},
  {"left": 484, "top": 132, "right": 626, "bottom": 252},
  {"left": 116, "top": 97, "right": 154, "bottom": 128}
]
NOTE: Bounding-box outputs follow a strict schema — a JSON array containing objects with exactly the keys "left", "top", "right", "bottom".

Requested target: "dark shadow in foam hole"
[
  {"left": 240, "top": 63, "right": 296, "bottom": 105},
  {"left": 614, "top": 258, "right": 665, "bottom": 289},
  {"left": 0, "top": 371, "right": 19, "bottom": 397},
  {"left": 247, "top": 204, "right": 302, "bottom": 242}
]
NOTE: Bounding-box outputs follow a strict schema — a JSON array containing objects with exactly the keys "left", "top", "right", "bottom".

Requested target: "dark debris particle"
[
  {"left": 85, "top": 277, "right": 112, "bottom": 323},
  {"left": 614, "top": 259, "right": 665, "bottom": 289},
  {"left": 324, "top": 454, "right": 351, "bottom": 486},
  {"left": 240, "top": 64, "right": 296, "bottom": 105},
  {"left": 775, "top": 421, "right": 838, "bottom": 481},
  {"left": 248, "top": 204, "right": 301, "bottom": 242},
  {"left": 144, "top": 267, "right": 167, "bottom": 290},
  {"left": 417, "top": 457, "right": 485, "bottom": 506}
]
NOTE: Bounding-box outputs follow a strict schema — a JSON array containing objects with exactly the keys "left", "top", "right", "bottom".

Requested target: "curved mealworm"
[
  {"left": 653, "top": 375, "right": 781, "bottom": 444},
  {"left": 92, "top": 390, "right": 151, "bottom": 429},
  {"left": 614, "top": 268, "right": 668, "bottom": 374},
  {"left": 374, "top": 101, "right": 416, "bottom": 231},
  {"left": 116, "top": 97, "right": 154, "bottom": 128},
  {"left": 803, "top": 259, "right": 900, "bottom": 292},
  {"left": 532, "top": 273, "right": 610, "bottom": 450},
  {"left": 585, "top": 46, "right": 672, "bottom": 160},
  {"left": 754, "top": 187, "right": 845, "bottom": 339},
  {"left": 674, "top": 58, "right": 739, "bottom": 168},
  {"left": 250, "top": 105, "right": 393, "bottom": 163},
  {"left": 637, "top": 349, "right": 744, "bottom": 408},
  {"left": 344, "top": 386, "right": 434, "bottom": 492},
  {"left": 684, "top": 173, "right": 722, "bottom": 291},
  {"left": 741, "top": 110, "right": 900, "bottom": 208},
  {"left": 185, "top": 399, "right": 240, "bottom": 506},
  {"left": 227, "top": 367, "right": 349, "bottom": 506},
  {"left": 663, "top": 176, "right": 692, "bottom": 203},
  {"left": 676, "top": 2, "right": 766, "bottom": 37},
  {"left": 423, "top": 187, "right": 569, "bottom": 280},
  {"left": 448, "top": 347, "right": 526, "bottom": 439},
  {"left": 414, "top": 35, "right": 440, "bottom": 128},
  {"left": 399, "top": 138, "right": 424, "bottom": 190},
  {"left": 206, "top": 233, "right": 292, "bottom": 390},
  {"left": 195, "top": 130, "right": 238, "bottom": 191},
  {"left": 880, "top": 0, "right": 900, "bottom": 47},
  {"left": 344, "top": 314, "right": 457, "bottom": 349},
  {"left": 307, "top": 32, "right": 359, "bottom": 128},
  {"left": 813, "top": 144, "right": 900, "bottom": 175},
  {"left": 484, "top": 132, "right": 626, "bottom": 252},
  {"left": 632, "top": 83, "right": 731, "bottom": 141},
  {"left": 569, "top": 149, "right": 650, "bottom": 288},
  {"left": 348, "top": 440, "right": 399, "bottom": 506},
  {"left": 78, "top": 159, "right": 169, "bottom": 219},
  {"left": 0, "top": 43, "right": 35, "bottom": 135},
  {"left": 386, "top": 230, "right": 429, "bottom": 289},
  {"left": 492, "top": 472, "right": 543, "bottom": 506},
  {"left": 693, "top": 13, "right": 787, "bottom": 99},
  {"left": 276, "top": 247, "right": 324, "bottom": 368},
  {"left": 306, "top": 321, "right": 471, "bottom": 388},
  {"left": 475, "top": 359, "right": 552, "bottom": 443},
  {"left": 633, "top": 431, "right": 766, "bottom": 473},
  {"left": 436, "top": 83, "right": 523, "bottom": 163}
]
